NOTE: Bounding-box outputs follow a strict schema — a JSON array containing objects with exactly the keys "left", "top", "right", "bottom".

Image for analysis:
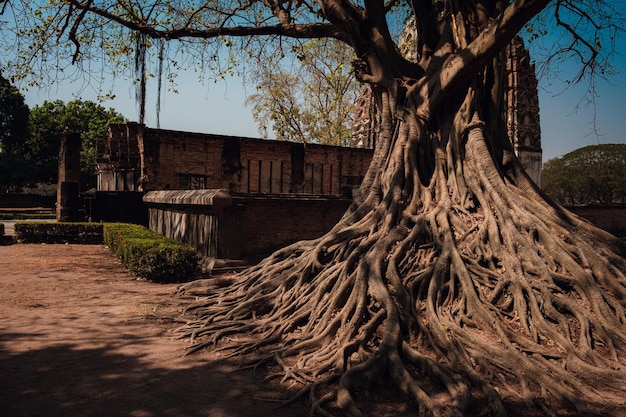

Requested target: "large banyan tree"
[{"left": 4, "top": 0, "right": 626, "bottom": 415}]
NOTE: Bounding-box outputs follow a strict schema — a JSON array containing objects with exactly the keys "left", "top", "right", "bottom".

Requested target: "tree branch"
[
  {"left": 67, "top": 0, "right": 93, "bottom": 64},
  {"left": 554, "top": 1, "right": 599, "bottom": 83},
  {"left": 65, "top": 0, "right": 349, "bottom": 43},
  {"left": 436, "top": 0, "right": 551, "bottom": 108},
  {"left": 412, "top": 0, "right": 440, "bottom": 64}
]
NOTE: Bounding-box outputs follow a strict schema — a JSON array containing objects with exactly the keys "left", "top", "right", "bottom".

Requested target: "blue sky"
[
  {"left": 21, "top": 11, "right": 626, "bottom": 163},
  {"left": 535, "top": 38, "right": 626, "bottom": 161}
]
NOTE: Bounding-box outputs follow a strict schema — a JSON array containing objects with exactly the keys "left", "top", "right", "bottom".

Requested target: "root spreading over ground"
[{"left": 176, "top": 113, "right": 626, "bottom": 416}]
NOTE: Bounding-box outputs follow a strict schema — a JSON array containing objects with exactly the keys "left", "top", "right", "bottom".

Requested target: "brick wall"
[
  {"left": 238, "top": 139, "right": 293, "bottom": 193},
  {"left": 97, "top": 124, "right": 373, "bottom": 197},
  {"left": 226, "top": 195, "right": 352, "bottom": 258},
  {"left": 143, "top": 190, "right": 352, "bottom": 261},
  {"left": 567, "top": 205, "right": 626, "bottom": 237},
  {"left": 143, "top": 129, "right": 226, "bottom": 191}
]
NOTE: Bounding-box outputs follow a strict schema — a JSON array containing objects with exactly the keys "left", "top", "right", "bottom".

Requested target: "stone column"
[{"left": 57, "top": 132, "right": 82, "bottom": 222}]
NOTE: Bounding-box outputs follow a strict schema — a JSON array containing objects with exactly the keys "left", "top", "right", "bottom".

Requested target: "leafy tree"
[
  {"left": 27, "top": 100, "right": 126, "bottom": 190},
  {"left": 246, "top": 39, "right": 359, "bottom": 146},
  {"left": 4, "top": 1, "right": 626, "bottom": 416},
  {"left": 0, "top": 73, "right": 29, "bottom": 154},
  {"left": 542, "top": 144, "right": 626, "bottom": 205},
  {"left": 0, "top": 73, "right": 30, "bottom": 192}
]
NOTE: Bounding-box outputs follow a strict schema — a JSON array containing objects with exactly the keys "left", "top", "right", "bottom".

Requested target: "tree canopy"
[
  {"left": 542, "top": 143, "right": 626, "bottom": 205},
  {"left": 0, "top": 73, "right": 30, "bottom": 192},
  {"left": 10, "top": 99, "right": 126, "bottom": 191},
  {"left": 0, "top": 73, "right": 29, "bottom": 153},
  {"left": 2, "top": 1, "right": 622, "bottom": 116},
  {"left": 246, "top": 38, "right": 359, "bottom": 146},
  {"left": 3, "top": 1, "right": 626, "bottom": 417}
]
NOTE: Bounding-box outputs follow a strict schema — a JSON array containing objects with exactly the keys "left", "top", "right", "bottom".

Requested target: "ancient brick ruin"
[
  {"left": 96, "top": 123, "right": 371, "bottom": 196},
  {"left": 142, "top": 190, "right": 352, "bottom": 260},
  {"left": 95, "top": 126, "right": 372, "bottom": 260},
  {"left": 57, "top": 133, "right": 82, "bottom": 221},
  {"left": 505, "top": 37, "right": 543, "bottom": 185}
]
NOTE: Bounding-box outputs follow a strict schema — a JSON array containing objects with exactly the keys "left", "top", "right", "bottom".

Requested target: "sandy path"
[{"left": 0, "top": 244, "right": 306, "bottom": 417}]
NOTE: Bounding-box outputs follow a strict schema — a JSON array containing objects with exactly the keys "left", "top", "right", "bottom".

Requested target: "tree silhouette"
[{"left": 0, "top": 73, "right": 29, "bottom": 191}]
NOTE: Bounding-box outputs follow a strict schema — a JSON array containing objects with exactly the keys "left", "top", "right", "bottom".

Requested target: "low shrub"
[
  {"left": 0, "top": 223, "right": 12, "bottom": 245},
  {"left": 103, "top": 223, "right": 200, "bottom": 283},
  {"left": 0, "top": 213, "right": 56, "bottom": 220},
  {"left": 13, "top": 221, "right": 200, "bottom": 283},
  {"left": 15, "top": 222, "right": 104, "bottom": 244}
]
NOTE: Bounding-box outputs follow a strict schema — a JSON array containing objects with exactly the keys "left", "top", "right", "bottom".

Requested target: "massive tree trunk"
[
  {"left": 178, "top": 79, "right": 626, "bottom": 417},
  {"left": 177, "top": 3, "right": 626, "bottom": 417}
]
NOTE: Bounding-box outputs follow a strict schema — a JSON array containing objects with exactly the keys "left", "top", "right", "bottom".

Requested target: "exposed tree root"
[{"left": 176, "top": 108, "right": 626, "bottom": 416}]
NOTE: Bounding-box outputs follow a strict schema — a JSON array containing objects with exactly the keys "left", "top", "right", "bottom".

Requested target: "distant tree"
[
  {"left": 0, "top": 73, "right": 30, "bottom": 192},
  {"left": 542, "top": 144, "right": 626, "bottom": 204},
  {"left": 27, "top": 100, "right": 126, "bottom": 190},
  {"left": 246, "top": 39, "right": 359, "bottom": 146}
]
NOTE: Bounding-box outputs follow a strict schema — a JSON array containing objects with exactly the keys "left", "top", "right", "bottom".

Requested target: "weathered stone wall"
[
  {"left": 97, "top": 125, "right": 372, "bottom": 197},
  {"left": 226, "top": 194, "right": 352, "bottom": 258},
  {"left": 143, "top": 190, "right": 352, "bottom": 260},
  {"left": 144, "top": 190, "right": 231, "bottom": 258},
  {"left": 566, "top": 205, "right": 626, "bottom": 237}
]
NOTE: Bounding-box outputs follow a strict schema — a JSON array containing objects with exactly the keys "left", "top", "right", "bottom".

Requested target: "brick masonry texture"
[{"left": 96, "top": 124, "right": 373, "bottom": 198}]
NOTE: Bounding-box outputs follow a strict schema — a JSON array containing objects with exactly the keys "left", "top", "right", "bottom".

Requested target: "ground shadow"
[{"left": 0, "top": 332, "right": 308, "bottom": 417}]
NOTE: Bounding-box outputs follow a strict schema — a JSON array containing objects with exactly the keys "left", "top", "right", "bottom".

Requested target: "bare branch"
[
  {"left": 68, "top": 0, "right": 94, "bottom": 64},
  {"left": 554, "top": 1, "right": 599, "bottom": 83},
  {"left": 65, "top": 0, "right": 348, "bottom": 43}
]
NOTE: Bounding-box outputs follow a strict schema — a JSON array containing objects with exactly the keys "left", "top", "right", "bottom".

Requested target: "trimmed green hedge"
[
  {"left": 103, "top": 223, "right": 200, "bottom": 283},
  {"left": 0, "top": 213, "right": 56, "bottom": 220},
  {"left": 0, "top": 223, "right": 12, "bottom": 245},
  {"left": 15, "top": 222, "right": 104, "bottom": 244},
  {"left": 13, "top": 222, "right": 200, "bottom": 283}
]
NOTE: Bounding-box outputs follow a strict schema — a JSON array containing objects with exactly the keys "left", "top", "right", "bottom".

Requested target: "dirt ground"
[
  {"left": 3, "top": 244, "right": 623, "bottom": 417},
  {"left": 0, "top": 244, "right": 310, "bottom": 417}
]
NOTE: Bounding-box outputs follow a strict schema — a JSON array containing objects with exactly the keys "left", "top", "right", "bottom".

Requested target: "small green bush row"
[
  {"left": 0, "top": 223, "right": 12, "bottom": 245},
  {"left": 103, "top": 223, "right": 200, "bottom": 283},
  {"left": 15, "top": 222, "right": 104, "bottom": 244},
  {"left": 0, "top": 213, "right": 56, "bottom": 220},
  {"left": 13, "top": 222, "right": 200, "bottom": 283}
]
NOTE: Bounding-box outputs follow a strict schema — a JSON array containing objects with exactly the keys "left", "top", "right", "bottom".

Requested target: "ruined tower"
[{"left": 505, "top": 36, "right": 543, "bottom": 186}]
